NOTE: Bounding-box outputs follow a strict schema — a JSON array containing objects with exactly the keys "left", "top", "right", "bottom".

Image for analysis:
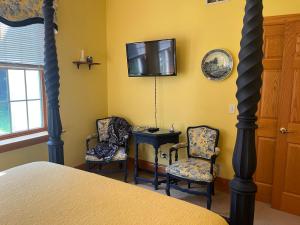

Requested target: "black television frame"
[{"left": 126, "top": 38, "right": 177, "bottom": 77}]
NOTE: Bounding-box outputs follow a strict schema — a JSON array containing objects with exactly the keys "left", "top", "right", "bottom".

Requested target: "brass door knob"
[{"left": 280, "top": 127, "right": 288, "bottom": 134}]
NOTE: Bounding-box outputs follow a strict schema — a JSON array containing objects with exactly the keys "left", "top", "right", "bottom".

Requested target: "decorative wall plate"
[{"left": 201, "top": 49, "right": 233, "bottom": 81}]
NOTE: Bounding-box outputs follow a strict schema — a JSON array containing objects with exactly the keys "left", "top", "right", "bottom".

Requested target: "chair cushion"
[
  {"left": 166, "top": 158, "right": 217, "bottom": 182},
  {"left": 188, "top": 127, "right": 218, "bottom": 159},
  {"left": 86, "top": 147, "right": 127, "bottom": 162}
]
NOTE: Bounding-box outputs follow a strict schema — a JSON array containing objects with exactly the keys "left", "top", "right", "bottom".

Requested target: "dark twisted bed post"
[
  {"left": 43, "top": 0, "right": 64, "bottom": 164},
  {"left": 230, "top": 0, "right": 263, "bottom": 225}
]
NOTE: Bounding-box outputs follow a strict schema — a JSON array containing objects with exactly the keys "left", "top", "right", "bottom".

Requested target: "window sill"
[{"left": 0, "top": 131, "right": 48, "bottom": 153}]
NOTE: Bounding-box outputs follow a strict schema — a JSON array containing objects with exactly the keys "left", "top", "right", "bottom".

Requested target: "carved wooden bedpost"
[
  {"left": 43, "top": 0, "right": 64, "bottom": 164},
  {"left": 230, "top": 0, "right": 263, "bottom": 225}
]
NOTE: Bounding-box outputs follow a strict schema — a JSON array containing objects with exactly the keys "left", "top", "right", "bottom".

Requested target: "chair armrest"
[
  {"left": 214, "top": 147, "right": 221, "bottom": 155},
  {"left": 86, "top": 133, "right": 98, "bottom": 140},
  {"left": 169, "top": 142, "right": 188, "bottom": 165},
  {"left": 210, "top": 147, "right": 221, "bottom": 174},
  {"left": 86, "top": 133, "right": 98, "bottom": 150},
  {"left": 171, "top": 142, "right": 188, "bottom": 150}
]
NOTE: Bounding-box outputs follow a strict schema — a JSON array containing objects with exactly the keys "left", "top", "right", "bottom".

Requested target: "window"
[
  {"left": 0, "top": 68, "right": 46, "bottom": 138},
  {"left": 0, "top": 22, "right": 46, "bottom": 140}
]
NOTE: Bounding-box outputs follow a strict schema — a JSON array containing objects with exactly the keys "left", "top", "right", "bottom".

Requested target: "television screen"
[{"left": 126, "top": 39, "right": 176, "bottom": 77}]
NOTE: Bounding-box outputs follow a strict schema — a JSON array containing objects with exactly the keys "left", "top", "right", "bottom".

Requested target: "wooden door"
[
  {"left": 255, "top": 22, "right": 284, "bottom": 203},
  {"left": 271, "top": 20, "right": 300, "bottom": 216},
  {"left": 256, "top": 15, "right": 300, "bottom": 215}
]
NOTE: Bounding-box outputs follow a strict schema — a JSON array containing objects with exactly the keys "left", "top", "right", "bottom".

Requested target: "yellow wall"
[
  {"left": 0, "top": 0, "right": 107, "bottom": 171},
  {"left": 106, "top": 0, "right": 300, "bottom": 179},
  {"left": 1, "top": 0, "right": 300, "bottom": 175}
]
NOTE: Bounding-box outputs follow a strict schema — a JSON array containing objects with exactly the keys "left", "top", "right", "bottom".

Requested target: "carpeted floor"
[{"left": 100, "top": 169, "right": 300, "bottom": 225}]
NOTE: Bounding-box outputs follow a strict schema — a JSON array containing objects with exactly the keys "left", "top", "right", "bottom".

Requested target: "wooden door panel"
[
  {"left": 281, "top": 193, "right": 300, "bottom": 215},
  {"left": 290, "top": 71, "right": 300, "bottom": 122},
  {"left": 256, "top": 23, "right": 284, "bottom": 203},
  {"left": 284, "top": 144, "right": 300, "bottom": 194},
  {"left": 263, "top": 25, "right": 284, "bottom": 62},
  {"left": 272, "top": 20, "right": 300, "bottom": 216},
  {"left": 294, "top": 58, "right": 300, "bottom": 67},
  {"left": 257, "top": 15, "right": 300, "bottom": 213},
  {"left": 263, "top": 59, "right": 282, "bottom": 69},
  {"left": 287, "top": 123, "right": 300, "bottom": 144},
  {"left": 264, "top": 25, "right": 285, "bottom": 56},
  {"left": 260, "top": 70, "right": 280, "bottom": 118},
  {"left": 257, "top": 119, "right": 278, "bottom": 138},
  {"left": 256, "top": 137, "right": 276, "bottom": 184},
  {"left": 256, "top": 183, "right": 273, "bottom": 203},
  {"left": 296, "top": 35, "right": 300, "bottom": 54},
  {"left": 264, "top": 36, "right": 284, "bottom": 58}
]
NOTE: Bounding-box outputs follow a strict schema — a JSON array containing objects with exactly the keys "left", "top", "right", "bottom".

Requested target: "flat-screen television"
[{"left": 126, "top": 39, "right": 176, "bottom": 77}]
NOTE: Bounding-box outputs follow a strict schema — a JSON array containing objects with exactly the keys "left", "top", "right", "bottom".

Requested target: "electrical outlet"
[
  {"left": 229, "top": 104, "right": 236, "bottom": 114},
  {"left": 159, "top": 151, "right": 168, "bottom": 159}
]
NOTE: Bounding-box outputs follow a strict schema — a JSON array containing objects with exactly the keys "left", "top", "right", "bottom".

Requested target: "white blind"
[{"left": 0, "top": 22, "right": 44, "bottom": 66}]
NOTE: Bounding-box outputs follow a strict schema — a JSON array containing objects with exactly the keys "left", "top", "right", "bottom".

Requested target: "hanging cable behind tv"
[{"left": 147, "top": 75, "right": 160, "bottom": 133}]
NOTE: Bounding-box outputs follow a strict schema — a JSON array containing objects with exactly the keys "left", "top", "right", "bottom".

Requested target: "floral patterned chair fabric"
[
  {"left": 188, "top": 126, "right": 219, "bottom": 159},
  {"left": 166, "top": 158, "right": 217, "bottom": 182},
  {"left": 97, "top": 118, "right": 111, "bottom": 142},
  {"left": 165, "top": 125, "right": 220, "bottom": 210}
]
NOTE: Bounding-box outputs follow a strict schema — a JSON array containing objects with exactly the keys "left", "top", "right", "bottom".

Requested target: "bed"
[{"left": 0, "top": 162, "right": 227, "bottom": 225}]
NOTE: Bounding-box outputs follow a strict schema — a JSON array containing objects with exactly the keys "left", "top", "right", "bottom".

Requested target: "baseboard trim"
[
  {"left": 75, "top": 163, "right": 86, "bottom": 170},
  {"left": 75, "top": 158, "right": 230, "bottom": 193},
  {"left": 215, "top": 177, "right": 230, "bottom": 193}
]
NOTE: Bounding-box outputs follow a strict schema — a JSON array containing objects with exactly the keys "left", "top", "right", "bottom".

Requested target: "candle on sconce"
[{"left": 80, "top": 49, "right": 85, "bottom": 62}]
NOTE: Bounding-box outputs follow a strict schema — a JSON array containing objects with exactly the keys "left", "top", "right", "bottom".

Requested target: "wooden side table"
[{"left": 132, "top": 129, "right": 181, "bottom": 190}]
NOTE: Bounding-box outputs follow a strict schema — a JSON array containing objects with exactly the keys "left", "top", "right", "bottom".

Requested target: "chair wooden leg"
[
  {"left": 206, "top": 183, "right": 212, "bottom": 210},
  {"left": 98, "top": 164, "right": 102, "bottom": 173},
  {"left": 124, "top": 160, "right": 128, "bottom": 183},
  {"left": 119, "top": 162, "right": 123, "bottom": 170},
  {"left": 166, "top": 174, "right": 171, "bottom": 196},
  {"left": 86, "top": 162, "right": 90, "bottom": 172},
  {"left": 212, "top": 181, "right": 215, "bottom": 195}
]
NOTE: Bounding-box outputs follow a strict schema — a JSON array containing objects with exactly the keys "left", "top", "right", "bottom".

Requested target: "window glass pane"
[
  {"left": 0, "top": 69, "right": 9, "bottom": 102},
  {"left": 8, "top": 70, "right": 26, "bottom": 101},
  {"left": 27, "top": 100, "right": 43, "bottom": 129},
  {"left": 10, "top": 101, "right": 28, "bottom": 132},
  {"left": 26, "top": 70, "right": 41, "bottom": 100},
  {"left": 0, "top": 102, "right": 11, "bottom": 135}
]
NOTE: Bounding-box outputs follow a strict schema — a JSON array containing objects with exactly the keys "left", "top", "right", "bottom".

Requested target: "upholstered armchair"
[
  {"left": 165, "top": 125, "right": 220, "bottom": 209},
  {"left": 85, "top": 117, "right": 131, "bottom": 182}
]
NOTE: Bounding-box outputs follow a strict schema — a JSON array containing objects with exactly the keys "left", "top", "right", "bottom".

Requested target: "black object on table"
[{"left": 132, "top": 129, "right": 181, "bottom": 190}]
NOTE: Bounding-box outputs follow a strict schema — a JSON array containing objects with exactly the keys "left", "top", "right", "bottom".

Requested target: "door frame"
[{"left": 264, "top": 14, "right": 300, "bottom": 26}]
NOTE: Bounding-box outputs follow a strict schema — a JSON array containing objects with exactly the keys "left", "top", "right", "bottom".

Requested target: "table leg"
[
  {"left": 134, "top": 143, "right": 139, "bottom": 184},
  {"left": 154, "top": 146, "right": 159, "bottom": 190}
]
